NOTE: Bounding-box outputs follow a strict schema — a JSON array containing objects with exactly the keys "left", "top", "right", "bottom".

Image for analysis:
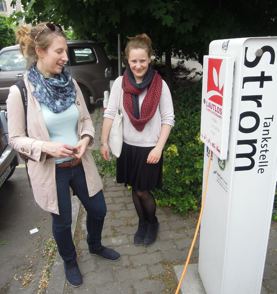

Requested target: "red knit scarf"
[{"left": 122, "top": 70, "right": 162, "bottom": 131}]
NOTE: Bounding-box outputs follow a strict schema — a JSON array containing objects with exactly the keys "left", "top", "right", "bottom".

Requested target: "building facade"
[{"left": 0, "top": 0, "right": 23, "bottom": 24}]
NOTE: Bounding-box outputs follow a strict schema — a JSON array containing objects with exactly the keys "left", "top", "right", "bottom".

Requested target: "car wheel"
[
  {"left": 5, "top": 166, "right": 16, "bottom": 181},
  {"left": 80, "top": 86, "right": 90, "bottom": 110}
]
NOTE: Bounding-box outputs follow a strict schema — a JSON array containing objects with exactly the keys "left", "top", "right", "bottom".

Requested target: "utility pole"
[{"left": 118, "top": 34, "right": 122, "bottom": 76}]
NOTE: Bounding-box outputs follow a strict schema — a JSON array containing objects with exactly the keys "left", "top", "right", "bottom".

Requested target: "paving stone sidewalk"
[{"left": 62, "top": 106, "right": 277, "bottom": 294}]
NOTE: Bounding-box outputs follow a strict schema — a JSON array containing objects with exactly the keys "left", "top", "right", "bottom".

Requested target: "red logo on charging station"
[{"left": 206, "top": 58, "right": 224, "bottom": 119}]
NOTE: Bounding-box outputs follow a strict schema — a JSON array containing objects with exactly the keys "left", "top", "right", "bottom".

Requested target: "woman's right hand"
[
  {"left": 42, "top": 141, "right": 74, "bottom": 158},
  {"left": 100, "top": 145, "right": 110, "bottom": 161},
  {"left": 100, "top": 118, "right": 114, "bottom": 161}
]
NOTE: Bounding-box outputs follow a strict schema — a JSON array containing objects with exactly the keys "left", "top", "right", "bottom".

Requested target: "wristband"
[{"left": 100, "top": 143, "right": 108, "bottom": 147}]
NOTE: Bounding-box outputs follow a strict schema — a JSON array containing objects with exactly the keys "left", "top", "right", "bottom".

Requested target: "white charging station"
[{"left": 199, "top": 37, "right": 277, "bottom": 294}]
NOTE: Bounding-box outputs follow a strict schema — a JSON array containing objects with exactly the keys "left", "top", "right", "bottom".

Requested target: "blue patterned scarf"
[{"left": 27, "top": 65, "right": 76, "bottom": 113}]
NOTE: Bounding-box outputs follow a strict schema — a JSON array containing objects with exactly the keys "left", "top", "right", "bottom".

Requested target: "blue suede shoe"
[
  {"left": 64, "top": 262, "right": 82, "bottom": 287},
  {"left": 89, "top": 246, "right": 121, "bottom": 261}
]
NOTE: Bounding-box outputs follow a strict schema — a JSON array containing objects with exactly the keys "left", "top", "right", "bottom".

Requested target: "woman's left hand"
[
  {"left": 147, "top": 147, "right": 162, "bottom": 164},
  {"left": 72, "top": 135, "right": 91, "bottom": 159}
]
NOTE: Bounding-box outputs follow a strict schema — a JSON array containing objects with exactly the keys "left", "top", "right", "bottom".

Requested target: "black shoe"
[
  {"left": 89, "top": 246, "right": 121, "bottom": 261},
  {"left": 64, "top": 262, "right": 82, "bottom": 287},
  {"left": 134, "top": 221, "right": 148, "bottom": 245},
  {"left": 144, "top": 221, "right": 159, "bottom": 247}
]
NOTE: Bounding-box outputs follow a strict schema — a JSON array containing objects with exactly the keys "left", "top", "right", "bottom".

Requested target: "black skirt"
[{"left": 117, "top": 142, "right": 163, "bottom": 192}]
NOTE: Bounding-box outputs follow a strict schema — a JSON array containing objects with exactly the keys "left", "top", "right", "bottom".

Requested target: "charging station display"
[{"left": 200, "top": 56, "right": 234, "bottom": 160}]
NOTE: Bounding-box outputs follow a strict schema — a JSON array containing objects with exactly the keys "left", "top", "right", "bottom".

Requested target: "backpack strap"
[
  {"left": 15, "top": 80, "right": 32, "bottom": 188},
  {"left": 16, "top": 80, "right": 28, "bottom": 136}
]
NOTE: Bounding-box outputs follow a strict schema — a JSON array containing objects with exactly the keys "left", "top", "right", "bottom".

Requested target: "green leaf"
[{"left": 162, "top": 15, "right": 173, "bottom": 26}]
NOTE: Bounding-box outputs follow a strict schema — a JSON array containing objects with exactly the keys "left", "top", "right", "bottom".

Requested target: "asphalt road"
[{"left": 0, "top": 162, "right": 53, "bottom": 293}]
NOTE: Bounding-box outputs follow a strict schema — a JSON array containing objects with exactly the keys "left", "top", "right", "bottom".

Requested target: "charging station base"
[
  {"left": 173, "top": 264, "right": 206, "bottom": 294},
  {"left": 173, "top": 264, "right": 268, "bottom": 294}
]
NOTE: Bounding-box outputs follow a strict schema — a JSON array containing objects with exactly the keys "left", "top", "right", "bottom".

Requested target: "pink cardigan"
[{"left": 6, "top": 75, "right": 103, "bottom": 214}]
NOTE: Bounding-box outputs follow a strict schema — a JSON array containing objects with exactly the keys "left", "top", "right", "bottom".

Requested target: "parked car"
[
  {"left": 0, "top": 108, "right": 19, "bottom": 188},
  {"left": 0, "top": 40, "right": 113, "bottom": 109}
]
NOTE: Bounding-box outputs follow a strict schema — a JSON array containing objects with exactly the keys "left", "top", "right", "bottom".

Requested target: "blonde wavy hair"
[
  {"left": 124, "top": 33, "right": 153, "bottom": 63},
  {"left": 15, "top": 22, "right": 67, "bottom": 69}
]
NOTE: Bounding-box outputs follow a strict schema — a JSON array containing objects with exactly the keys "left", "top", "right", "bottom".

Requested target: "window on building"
[{"left": 0, "top": 0, "right": 7, "bottom": 11}]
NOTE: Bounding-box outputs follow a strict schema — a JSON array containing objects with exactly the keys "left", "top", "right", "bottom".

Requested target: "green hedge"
[{"left": 153, "top": 82, "right": 204, "bottom": 215}]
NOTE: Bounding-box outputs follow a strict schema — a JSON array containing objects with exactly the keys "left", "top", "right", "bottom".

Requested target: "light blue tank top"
[{"left": 40, "top": 103, "right": 79, "bottom": 164}]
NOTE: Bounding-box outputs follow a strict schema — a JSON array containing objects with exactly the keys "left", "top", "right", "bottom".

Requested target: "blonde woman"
[{"left": 7, "top": 23, "right": 120, "bottom": 288}]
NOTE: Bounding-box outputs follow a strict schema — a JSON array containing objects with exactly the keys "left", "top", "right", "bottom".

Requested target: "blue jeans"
[{"left": 52, "top": 163, "right": 107, "bottom": 264}]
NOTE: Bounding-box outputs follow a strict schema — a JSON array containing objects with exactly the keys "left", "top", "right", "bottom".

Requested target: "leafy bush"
[
  {"left": 0, "top": 15, "right": 16, "bottom": 49},
  {"left": 92, "top": 149, "right": 116, "bottom": 178},
  {"left": 64, "top": 30, "right": 78, "bottom": 40},
  {"left": 153, "top": 82, "right": 204, "bottom": 215}
]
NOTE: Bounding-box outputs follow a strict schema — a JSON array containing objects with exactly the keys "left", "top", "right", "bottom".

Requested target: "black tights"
[{"left": 132, "top": 189, "right": 157, "bottom": 224}]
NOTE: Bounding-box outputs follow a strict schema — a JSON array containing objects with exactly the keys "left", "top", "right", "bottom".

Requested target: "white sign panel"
[{"left": 200, "top": 56, "right": 234, "bottom": 159}]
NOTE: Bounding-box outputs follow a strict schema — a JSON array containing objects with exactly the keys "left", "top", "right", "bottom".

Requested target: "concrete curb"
[{"left": 46, "top": 196, "right": 80, "bottom": 294}]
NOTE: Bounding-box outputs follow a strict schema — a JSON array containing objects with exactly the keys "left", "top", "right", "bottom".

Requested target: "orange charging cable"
[{"left": 175, "top": 149, "right": 213, "bottom": 294}]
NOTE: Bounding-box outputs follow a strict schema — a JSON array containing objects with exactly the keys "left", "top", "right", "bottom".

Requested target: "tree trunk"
[{"left": 165, "top": 51, "right": 172, "bottom": 90}]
